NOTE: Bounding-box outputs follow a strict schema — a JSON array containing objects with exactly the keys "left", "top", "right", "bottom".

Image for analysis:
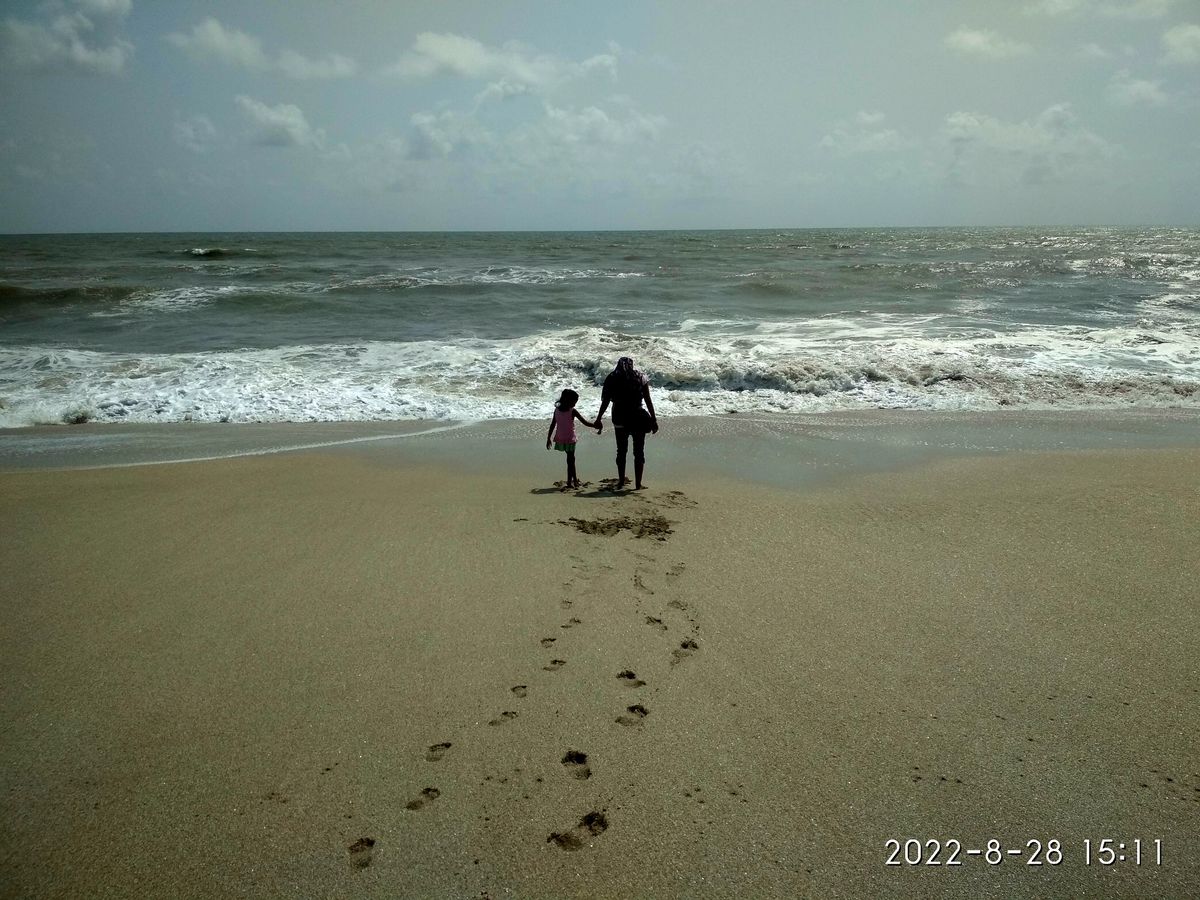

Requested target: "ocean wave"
[
  {"left": 120, "top": 284, "right": 248, "bottom": 312},
  {"left": 181, "top": 247, "right": 260, "bottom": 258},
  {"left": 331, "top": 266, "right": 649, "bottom": 291},
  {"left": 2, "top": 320, "right": 1197, "bottom": 428},
  {"left": 0, "top": 282, "right": 138, "bottom": 307}
]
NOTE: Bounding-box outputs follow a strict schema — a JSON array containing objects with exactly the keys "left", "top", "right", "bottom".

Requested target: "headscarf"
[{"left": 613, "top": 356, "right": 644, "bottom": 385}]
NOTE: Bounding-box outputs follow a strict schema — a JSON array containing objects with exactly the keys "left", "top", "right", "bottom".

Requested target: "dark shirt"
[{"left": 602, "top": 371, "right": 647, "bottom": 427}]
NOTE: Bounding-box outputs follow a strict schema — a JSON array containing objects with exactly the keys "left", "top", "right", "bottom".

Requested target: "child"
[{"left": 546, "top": 388, "right": 601, "bottom": 489}]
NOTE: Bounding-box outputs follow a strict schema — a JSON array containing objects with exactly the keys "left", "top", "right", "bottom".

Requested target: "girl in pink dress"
[{"left": 545, "top": 388, "right": 601, "bottom": 489}]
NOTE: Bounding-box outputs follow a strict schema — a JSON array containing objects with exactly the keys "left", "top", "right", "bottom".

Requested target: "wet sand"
[{"left": 1, "top": 427, "right": 1198, "bottom": 898}]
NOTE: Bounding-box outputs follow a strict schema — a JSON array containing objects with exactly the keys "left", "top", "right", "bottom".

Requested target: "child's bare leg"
[{"left": 567, "top": 451, "right": 578, "bottom": 487}]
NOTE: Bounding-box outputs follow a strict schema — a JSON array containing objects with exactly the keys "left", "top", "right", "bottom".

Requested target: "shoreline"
[
  {"left": 3, "top": 407, "right": 1198, "bottom": 481},
  {"left": 2, "top": 420, "right": 1198, "bottom": 897}
]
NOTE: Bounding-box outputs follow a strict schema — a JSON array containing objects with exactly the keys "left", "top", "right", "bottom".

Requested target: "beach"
[{"left": 2, "top": 413, "right": 1197, "bottom": 898}]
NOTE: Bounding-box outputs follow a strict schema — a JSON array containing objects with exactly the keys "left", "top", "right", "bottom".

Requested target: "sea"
[{"left": 1, "top": 228, "right": 1197, "bottom": 429}]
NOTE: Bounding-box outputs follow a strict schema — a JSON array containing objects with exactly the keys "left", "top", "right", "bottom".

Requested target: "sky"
[{"left": 1, "top": 0, "right": 1198, "bottom": 231}]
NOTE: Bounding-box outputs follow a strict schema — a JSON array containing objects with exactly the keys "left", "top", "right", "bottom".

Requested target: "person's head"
[
  {"left": 558, "top": 388, "right": 579, "bottom": 409},
  {"left": 613, "top": 356, "right": 643, "bottom": 383}
]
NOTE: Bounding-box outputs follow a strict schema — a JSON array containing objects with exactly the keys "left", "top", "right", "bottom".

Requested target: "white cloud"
[
  {"left": 1162, "top": 24, "right": 1200, "bottom": 64},
  {"left": 540, "top": 104, "right": 665, "bottom": 147},
  {"left": 1106, "top": 69, "right": 1168, "bottom": 106},
  {"left": 1078, "top": 42, "right": 1112, "bottom": 59},
  {"left": 820, "top": 111, "right": 912, "bottom": 154},
  {"left": 941, "top": 103, "right": 1116, "bottom": 186},
  {"left": 174, "top": 114, "right": 217, "bottom": 153},
  {"left": 235, "top": 96, "right": 324, "bottom": 148},
  {"left": 1102, "top": 0, "right": 1175, "bottom": 19},
  {"left": 167, "top": 18, "right": 267, "bottom": 69},
  {"left": 1025, "top": 0, "right": 1091, "bottom": 14},
  {"left": 945, "top": 27, "right": 1032, "bottom": 60},
  {"left": 0, "top": 0, "right": 132, "bottom": 75},
  {"left": 386, "top": 32, "right": 617, "bottom": 94},
  {"left": 75, "top": 0, "right": 133, "bottom": 17},
  {"left": 407, "top": 110, "right": 492, "bottom": 159},
  {"left": 473, "top": 79, "right": 533, "bottom": 105},
  {"left": 167, "top": 18, "right": 357, "bottom": 79},
  {"left": 1026, "top": 0, "right": 1175, "bottom": 15}
]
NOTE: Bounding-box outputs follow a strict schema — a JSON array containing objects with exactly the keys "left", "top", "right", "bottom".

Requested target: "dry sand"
[{"left": 1, "top": 442, "right": 1198, "bottom": 898}]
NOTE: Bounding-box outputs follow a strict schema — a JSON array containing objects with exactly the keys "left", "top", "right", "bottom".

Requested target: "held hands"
[{"left": 595, "top": 421, "right": 603, "bottom": 435}]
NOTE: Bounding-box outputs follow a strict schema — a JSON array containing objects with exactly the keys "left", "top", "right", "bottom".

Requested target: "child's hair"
[{"left": 557, "top": 388, "right": 579, "bottom": 409}]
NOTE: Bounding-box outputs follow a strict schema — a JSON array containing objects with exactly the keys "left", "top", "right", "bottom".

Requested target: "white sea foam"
[
  {"left": 333, "top": 265, "right": 648, "bottom": 291},
  {"left": 122, "top": 284, "right": 247, "bottom": 311},
  {"left": 2, "top": 317, "right": 1197, "bottom": 428}
]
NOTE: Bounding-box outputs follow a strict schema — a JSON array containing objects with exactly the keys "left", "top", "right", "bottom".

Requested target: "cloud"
[
  {"left": 1102, "top": 0, "right": 1175, "bottom": 18},
  {"left": 167, "top": 17, "right": 357, "bottom": 79},
  {"left": 167, "top": 17, "right": 267, "bottom": 69},
  {"left": 235, "top": 96, "right": 324, "bottom": 148},
  {"left": 0, "top": 0, "right": 133, "bottom": 75},
  {"left": 1025, "top": 0, "right": 1176, "bottom": 15},
  {"left": 385, "top": 32, "right": 617, "bottom": 94},
  {"left": 820, "top": 111, "right": 912, "bottom": 154},
  {"left": 945, "top": 27, "right": 1032, "bottom": 59},
  {"left": 1025, "top": 0, "right": 1091, "bottom": 14},
  {"left": 473, "top": 79, "right": 533, "bottom": 105},
  {"left": 540, "top": 104, "right": 665, "bottom": 147},
  {"left": 1162, "top": 24, "right": 1200, "bottom": 64},
  {"left": 1106, "top": 69, "right": 1168, "bottom": 106},
  {"left": 174, "top": 114, "right": 217, "bottom": 153},
  {"left": 941, "top": 103, "right": 1117, "bottom": 186},
  {"left": 407, "top": 110, "right": 492, "bottom": 159},
  {"left": 75, "top": 0, "right": 133, "bottom": 15},
  {"left": 1077, "top": 42, "right": 1113, "bottom": 59}
]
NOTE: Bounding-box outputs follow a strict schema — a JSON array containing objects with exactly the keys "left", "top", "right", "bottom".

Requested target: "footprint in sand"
[
  {"left": 633, "top": 574, "right": 654, "bottom": 595},
  {"left": 667, "top": 598, "right": 688, "bottom": 610},
  {"left": 617, "top": 669, "right": 646, "bottom": 688},
  {"left": 559, "top": 598, "right": 573, "bottom": 609},
  {"left": 488, "top": 710, "right": 519, "bottom": 726},
  {"left": 616, "top": 704, "right": 650, "bottom": 727},
  {"left": 425, "top": 742, "right": 452, "bottom": 762},
  {"left": 511, "top": 685, "right": 528, "bottom": 698},
  {"left": 672, "top": 639, "right": 699, "bottom": 664},
  {"left": 348, "top": 837, "right": 376, "bottom": 869},
  {"left": 547, "top": 811, "right": 609, "bottom": 851},
  {"left": 667, "top": 563, "right": 686, "bottom": 577},
  {"left": 544, "top": 659, "right": 567, "bottom": 672},
  {"left": 561, "top": 750, "right": 592, "bottom": 780},
  {"left": 540, "top": 637, "right": 557, "bottom": 648},
  {"left": 658, "top": 490, "right": 697, "bottom": 509},
  {"left": 561, "top": 617, "right": 582, "bottom": 629},
  {"left": 644, "top": 616, "right": 668, "bottom": 631},
  {"left": 405, "top": 787, "right": 440, "bottom": 811}
]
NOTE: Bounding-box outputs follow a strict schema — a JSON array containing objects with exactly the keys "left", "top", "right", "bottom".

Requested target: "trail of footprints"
[{"left": 350, "top": 489, "right": 701, "bottom": 868}]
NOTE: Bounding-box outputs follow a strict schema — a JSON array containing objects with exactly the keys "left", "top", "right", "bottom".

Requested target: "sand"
[{"left": 1, "top": 429, "right": 1198, "bottom": 898}]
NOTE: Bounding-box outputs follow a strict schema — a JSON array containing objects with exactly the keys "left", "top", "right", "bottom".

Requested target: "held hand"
[
  {"left": 596, "top": 423, "right": 603, "bottom": 435},
  {"left": 651, "top": 418, "right": 659, "bottom": 434}
]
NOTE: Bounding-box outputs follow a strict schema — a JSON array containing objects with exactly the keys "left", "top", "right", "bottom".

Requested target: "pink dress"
[{"left": 553, "top": 406, "right": 577, "bottom": 444}]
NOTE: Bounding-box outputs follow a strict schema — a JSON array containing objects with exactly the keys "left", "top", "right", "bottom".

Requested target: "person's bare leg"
[{"left": 614, "top": 429, "right": 629, "bottom": 488}]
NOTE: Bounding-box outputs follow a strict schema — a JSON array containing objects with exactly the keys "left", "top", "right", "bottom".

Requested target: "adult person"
[{"left": 594, "top": 356, "right": 658, "bottom": 490}]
